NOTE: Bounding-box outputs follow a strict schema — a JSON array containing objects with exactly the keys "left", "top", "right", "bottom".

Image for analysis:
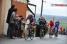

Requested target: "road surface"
[{"left": 0, "top": 35, "right": 67, "bottom": 44}]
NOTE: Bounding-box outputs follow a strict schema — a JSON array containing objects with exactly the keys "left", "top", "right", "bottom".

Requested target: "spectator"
[{"left": 6, "top": 5, "right": 16, "bottom": 39}]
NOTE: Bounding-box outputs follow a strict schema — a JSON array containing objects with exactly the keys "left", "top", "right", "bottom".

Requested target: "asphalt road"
[{"left": 0, "top": 35, "right": 67, "bottom": 44}]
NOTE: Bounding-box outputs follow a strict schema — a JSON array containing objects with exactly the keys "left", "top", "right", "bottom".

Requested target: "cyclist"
[
  {"left": 54, "top": 21, "right": 60, "bottom": 37},
  {"left": 24, "top": 15, "right": 34, "bottom": 40},
  {"left": 38, "top": 16, "right": 47, "bottom": 38},
  {"left": 49, "top": 20, "right": 54, "bottom": 37}
]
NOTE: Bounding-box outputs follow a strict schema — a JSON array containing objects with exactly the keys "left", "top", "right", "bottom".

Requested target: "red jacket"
[{"left": 49, "top": 20, "right": 54, "bottom": 28}]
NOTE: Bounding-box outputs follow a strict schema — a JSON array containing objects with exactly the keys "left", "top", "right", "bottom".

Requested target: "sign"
[{"left": 51, "top": 4, "right": 67, "bottom": 7}]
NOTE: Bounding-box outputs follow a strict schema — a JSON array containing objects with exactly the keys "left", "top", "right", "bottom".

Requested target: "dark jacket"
[
  {"left": 6, "top": 8, "right": 14, "bottom": 23},
  {"left": 39, "top": 18, "right": 46, "bottom": 26}
]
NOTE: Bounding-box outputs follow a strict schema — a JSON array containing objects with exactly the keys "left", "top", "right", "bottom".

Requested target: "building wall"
[
  {"left": 12, "top": 0, "right": 27, "bottom": 18},
  {"left": 0, "top": 0, "right": 11, "bottom": 35},
  {"left": 3, "top": 0, "right": 11, "bottom": 35},
  {"left": 0, "top": 0, "right": 3, "bottom": 35},
  {"left": 12, "top": 1, "right": 27, "bottom": 18},
  {"left": 13, "top": 0, "right": 27, "bottom": 3}
]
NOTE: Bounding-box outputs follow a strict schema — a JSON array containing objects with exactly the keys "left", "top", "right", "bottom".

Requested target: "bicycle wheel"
[
  {"left": 54, "top": 28, "right": 58, "bottom": 37},
  {"left": 49, "top": 28, "right": 54, "bottom": 38},
  {"left": 40, "top": 29, "right": 44, "bottom": 39},
  {"left": 29, "top": 29, "right": 34, "bottom": 40},
  {"left": 24, "top": 30, "right": 28, "bottom": 40}
]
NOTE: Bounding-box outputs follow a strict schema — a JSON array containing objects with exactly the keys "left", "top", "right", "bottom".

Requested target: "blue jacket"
[{"left": 55, "top": 21, "right": 60, "bottom": 28}]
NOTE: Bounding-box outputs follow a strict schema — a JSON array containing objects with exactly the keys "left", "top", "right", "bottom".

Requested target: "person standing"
[
  {"left": 6, "top": 5, "right": 17, "bottom": 39},
  {"left": 6, "top": 5, "right": 15, "bottom": 23}
]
